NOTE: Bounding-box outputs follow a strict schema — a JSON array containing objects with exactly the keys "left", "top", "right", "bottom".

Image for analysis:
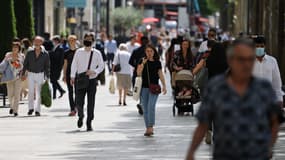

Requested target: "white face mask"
[{"left": 255, "top": 47, "right": 265, "bottom": 57}]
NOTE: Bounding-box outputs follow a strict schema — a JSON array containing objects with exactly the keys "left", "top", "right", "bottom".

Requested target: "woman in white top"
[{"left": 112, "top": 44, "right": 132, "bottom": 106}]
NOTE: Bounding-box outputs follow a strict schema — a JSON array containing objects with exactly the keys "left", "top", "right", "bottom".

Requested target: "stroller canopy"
[{"left": 175, "top": 70, "right": 194, "bottom": 81}]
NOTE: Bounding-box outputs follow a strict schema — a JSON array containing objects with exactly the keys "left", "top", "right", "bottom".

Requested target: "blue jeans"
[{"left": 141, "top": 88, "right": 159, "bottom": 128}]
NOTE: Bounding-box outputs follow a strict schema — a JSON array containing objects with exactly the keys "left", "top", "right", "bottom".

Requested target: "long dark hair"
[
  {"left": 145, "top": 44, "right": 160, "bottom": 61},
  {"left": 180, "top": 39, "right": 193, "bottom": 65}
]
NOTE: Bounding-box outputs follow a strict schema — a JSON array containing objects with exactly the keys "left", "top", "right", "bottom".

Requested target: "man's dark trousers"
[
  {"left": 76, "top": 78, "right": 97, "bottom": 122},
  {"left": 66, "top": 76, "right": 75, "bottom": 111}
]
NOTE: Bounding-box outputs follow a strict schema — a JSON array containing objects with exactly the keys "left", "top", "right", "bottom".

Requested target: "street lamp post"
[
  {"left": 96, "top": 0, "right": 101, "bottom": 37},
  {"left": 78, "top": 8, "right": 85, "bottom": 40},
  {"left": 106, "top": 0, "right": 110, "bottom": 36}
]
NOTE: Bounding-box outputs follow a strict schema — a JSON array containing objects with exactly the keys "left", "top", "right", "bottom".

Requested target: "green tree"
[
  {"left": 198, "top": 0, "right": 229, "bottom": 16},
  {"left": 0, "top": 0, "right": 17, "bottom": 60},
  {"left": 14, "top": 0, "right": 35, "bottom": 39},
  {"left": 111, "top": 7, "right": 142, "bottom": 36}
]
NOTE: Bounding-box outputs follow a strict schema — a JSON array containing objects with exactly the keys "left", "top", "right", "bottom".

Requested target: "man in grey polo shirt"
[{"left": 22, "top": 36, "right": 50, "bottom": 116}]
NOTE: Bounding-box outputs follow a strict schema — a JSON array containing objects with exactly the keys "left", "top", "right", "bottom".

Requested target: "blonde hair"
[{"left": 68, "top": 35, "right": 77, "bottom": 41}]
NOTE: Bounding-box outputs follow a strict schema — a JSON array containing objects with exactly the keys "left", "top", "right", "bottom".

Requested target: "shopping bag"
[
  {"left": 41, "top": 80, "right": 52, "bottom": 107},
  {"left": 133, "top": 77, "right": 142, "bottom": 101},
  {"left": 109, "top": 76, "right": 115, "bottom": 94}
]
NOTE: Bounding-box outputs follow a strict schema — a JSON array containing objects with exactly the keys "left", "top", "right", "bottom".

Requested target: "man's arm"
[
  {"left": 93, "top": 51, "right": 105, "bottom": 75},
  {"left": 129, "top": 50, "right": 136, "bottom": 68},
  {"left": 21, "top": 51, "right": 29, "bottom": 77},
  {"left": 272, "top": 59, "right": 283, "bottom": 103},
  {"left": 62, "top": 59, "right": 68, "bottom": 82},
  {"left": 269, "top": 114, "right": 279, "bottom": 158},
  {"left": 186, "top": 123, "right": 209, "bottom": 160},
  {"left": 44, "top": 53, "right": 50, "bottom": 79}
]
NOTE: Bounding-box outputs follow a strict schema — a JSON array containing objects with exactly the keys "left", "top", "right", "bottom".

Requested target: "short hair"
[
  {"left": 119, "top": 43, "right": 128, "bottom": 51},
  {"left": 84, "top": 33, "right": 95, "bottom": 41},
  {"left": 68, "top": 35, "right": 77, "bottom": 41},
  {"left": 43, "top": 32, "right": 51, "bottom": 39},
  {"left": 208, "top": 28, "right": 217, "bottom": 34},
  {"left": 52, "top": 35, "right": 61, "bottom": 42},
  {"left": 141, "top": 36, "right": 149, "bottom": 45},
  {"left": 226, "top": 38, "right": 255, "bottom": 58},
  {"left": 34, "top": 36, "right": 44, "bottom": 42},
  {"left": 253, "top": 35, "right": 266, "bottom": 44}
]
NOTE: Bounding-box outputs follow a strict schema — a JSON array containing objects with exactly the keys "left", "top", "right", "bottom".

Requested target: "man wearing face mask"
[
  {"left": 252, "top": 36, "right": 283, "bottom": 107},
  {"left": 70, "top": 33, "right": 104, "bottom": 131}
]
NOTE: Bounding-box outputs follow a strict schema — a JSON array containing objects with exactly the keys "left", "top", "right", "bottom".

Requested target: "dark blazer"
[
  {"left": 129, "top": 45, "right": 146, "bottom": 72},
  {"left": 50, "top": 45, "right": 64, "bottom": 80},
  {"left": 206, "top": 43, "right": 228, "bottom": 79}
]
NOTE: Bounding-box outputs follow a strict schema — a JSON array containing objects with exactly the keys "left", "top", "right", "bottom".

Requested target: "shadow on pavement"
[{"left": 39, "top": 97, "right": 211, "bottom": 160}]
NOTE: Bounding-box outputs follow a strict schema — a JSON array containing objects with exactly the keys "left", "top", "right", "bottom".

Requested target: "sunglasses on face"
[{"left": 234, "top": 56, "right": 256, "bottom": 63}]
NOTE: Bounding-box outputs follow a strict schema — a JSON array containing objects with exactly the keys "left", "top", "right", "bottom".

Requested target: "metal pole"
[
  {"left": 96, "top": 0, "right": 101, "bottom": 37},
  {"left": 78, "top": 8, "right": 85, "bottom": 40},
  {"left": 106, "top": 0, "right": 110, "bottom": 36}
]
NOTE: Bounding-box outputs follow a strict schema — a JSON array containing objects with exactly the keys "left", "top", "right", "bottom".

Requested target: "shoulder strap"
[{"left": 87, "top": 51, "right": 94, "bottom": 70}]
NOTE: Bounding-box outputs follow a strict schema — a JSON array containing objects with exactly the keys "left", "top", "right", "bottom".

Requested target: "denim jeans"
[{"left": 141, "top": 88, "right": 159, "bottom": 128}]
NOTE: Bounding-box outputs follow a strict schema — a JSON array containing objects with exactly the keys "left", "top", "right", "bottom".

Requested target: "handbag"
[
  {"left": 146, "top": 62, "right": 161, "bottom": 95},
  {"left": 76, "top": 51, "right": 93, "bottom": 90},
  {"left": 114, "top": 53, "right": 121, "bottom": 72}
]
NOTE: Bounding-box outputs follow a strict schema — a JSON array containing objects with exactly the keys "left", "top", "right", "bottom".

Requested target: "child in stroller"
[{"left": 173, "top": 70, "right": 200, "bottom": 116}]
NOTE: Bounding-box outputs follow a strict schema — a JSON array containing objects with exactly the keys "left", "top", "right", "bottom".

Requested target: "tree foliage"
[
  {"left": 199, "top": 0, "right": 229, "bottom": 16},
  {"left": 0, "top": 0, "right": 17, "bottom": 60},
  {"left": 111, "top": 7, "right": 142, "bottom": 36},
  {"left": 14, "top": 0, "right": 35, "bottom": 39}
]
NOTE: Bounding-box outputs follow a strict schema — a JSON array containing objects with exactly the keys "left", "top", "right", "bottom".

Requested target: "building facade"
[
  {"left": 233, "top": 0, "right": 285, "bottom": 80},
  {"left": 33, "top": 0, "right": 94, "bottom": 38}
]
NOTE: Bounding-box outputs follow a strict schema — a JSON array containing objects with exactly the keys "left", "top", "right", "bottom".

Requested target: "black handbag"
[
  {"left": 76, "top": 51, "right": 93, "bottom": 90},
  {"left": 113, "top": 53, "right": 121, "bottom": 72}
]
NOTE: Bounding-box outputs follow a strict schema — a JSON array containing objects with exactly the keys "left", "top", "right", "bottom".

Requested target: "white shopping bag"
[
  {"left": 133, "top": 77, "right": 142, "bottom": 101},
  {"left": 109, "top": 76, "right": 115, "bottom": 94}
]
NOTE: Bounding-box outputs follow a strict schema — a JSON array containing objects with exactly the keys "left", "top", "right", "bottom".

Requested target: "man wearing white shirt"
[
  {"left": 253, "top": 36, "right": 283, "bottom": 105},
  {"left": 126, "top": 35, "right": 140, "bottom": 54},
  {"left": 198, "top": 28, "right": 217, "bottom": 53},
  {"left": 71, "top": 33, "right": 104, "bottom": 131}
]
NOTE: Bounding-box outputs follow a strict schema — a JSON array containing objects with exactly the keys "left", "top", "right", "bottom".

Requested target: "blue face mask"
[{"left": 256, "top": 47, "right": 265, "bottom": 57}]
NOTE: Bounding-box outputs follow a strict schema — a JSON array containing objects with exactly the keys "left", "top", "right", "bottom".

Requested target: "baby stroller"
[{"left": 172, "top": 70, "right": 200, "bottom": 116}]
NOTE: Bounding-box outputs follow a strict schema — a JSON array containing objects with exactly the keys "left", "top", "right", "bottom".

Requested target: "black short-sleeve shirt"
[
  {"left": 64, "top": 49, "right": 76, "bottom": 78},
  {"left": 141, "top": 60, "right": 162, "bottom": 88}
]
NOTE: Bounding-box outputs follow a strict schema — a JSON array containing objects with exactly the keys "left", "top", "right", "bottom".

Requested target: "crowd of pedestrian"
[{"left": 0, "top": 26, "right": 284, "bottom": 159}]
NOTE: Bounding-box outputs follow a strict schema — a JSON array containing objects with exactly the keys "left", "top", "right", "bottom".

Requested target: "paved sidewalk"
[{"left": 0, "top": 74, "right": 284, "bottom": 160}]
